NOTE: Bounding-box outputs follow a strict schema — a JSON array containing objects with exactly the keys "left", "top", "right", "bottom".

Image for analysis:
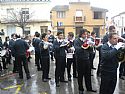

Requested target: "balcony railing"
[{"left": 74, "top": 16, "right": 86, "bottom": 23}]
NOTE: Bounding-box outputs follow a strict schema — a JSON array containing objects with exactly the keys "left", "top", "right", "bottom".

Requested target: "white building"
[
  {"left": 0, "top": 0, "right": 52, "bottom": 37},
  {"left": 111, "top": 12, "right": 125, "bottom": 36}
]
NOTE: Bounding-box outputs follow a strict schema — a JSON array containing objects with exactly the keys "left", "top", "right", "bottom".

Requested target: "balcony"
[{"left": 74, "top": 16, "right": 86, "bottom": 23}]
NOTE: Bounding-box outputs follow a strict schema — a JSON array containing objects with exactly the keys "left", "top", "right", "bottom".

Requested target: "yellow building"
[{"left": 51, "top": 2, "right": 108, "bottom": 38}]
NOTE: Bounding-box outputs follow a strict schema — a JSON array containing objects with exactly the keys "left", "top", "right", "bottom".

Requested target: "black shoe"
[
  {"left": 87, "top": 89, "right": 97, "bottom": 92},
  {"left": 56, "top": 82, "right": 60, "bottom": 87},
  {"left": 47, "top": 78, "right": 51, "bottom": 80},
  {"left": 3, "top": 67, "right": 8, "bottom": 70},
  {"left": 68, "top": 78, "right": 71, "bottom": 81},
  {"left": 37, "top": 68, "right": 42, "bottom": 71},
  {"left": 92, "top": 67, "right": 96, "bottom": 70},
  {"left": 60, "top": 80, "right": 68, "bottom": 83},
  {"left": 42, "top": 79, "right": 48, "bottom": 82},
  {"left": 27, "top": 76, "right": 31, "bottom": 80},
  {"left": 79, "top": 90, "right": 84, "bottom": 94}
]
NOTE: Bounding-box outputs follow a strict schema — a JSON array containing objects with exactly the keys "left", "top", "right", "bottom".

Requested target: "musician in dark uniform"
[
  {"left": 119, "top": 28, "right": 125, "bottom": 80},
  {"left": 9, "top": 33, "right": 18, "bottom": 73},
  {"left": 99, "top": 33, "right": 121, "bottom": 94},
  {"left": 74, "top": 29, "right": 96, "bottom": 94},
  {"left": 32, "top": 32, "right": 42, "bottom": 71},
  {"left": 47, "top": 30, "right": 55, "bottom": 61},
  {"left": 2, "top": 36, "right": 11, "bottom": 69},
  {"left": 53, "top": 31, "right": 67, "bottom": 87},
  {"left": 89, "top": 31, "right": 96, "bottom": 70},
  {"left": 13, "top": 35, "right": 31, "bottom": 79},
  {"left": 39, "top": 33, "right": 51, "bottom": 82},
  {"left": 66, "top": 32, "right": 77, "bottom": 81}
]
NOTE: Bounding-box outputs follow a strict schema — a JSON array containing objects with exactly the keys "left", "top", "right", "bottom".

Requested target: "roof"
[
  {"left": 51, "top": 5, "right": 69, "bottom": 11},
  {"left": 69, "top": 2, "right": 90, "bottom": 5},
  {"left": 91, "top": 7, "right": 108, "bottom": 12},
  {"left": 112, "top": 12, "right": 125, "bottom": 19}
]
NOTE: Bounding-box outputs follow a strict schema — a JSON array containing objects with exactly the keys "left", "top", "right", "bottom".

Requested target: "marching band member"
[
  {"left": 74, "top": 29, "right": 97, "bottom": 94},
  {"left": 2, "top": 36, "right": 11, "bottom": 69},
  {"left": 47, "top": 30, "right": 55, "bottom": 61},
  {"left": 99, "top": 32, "right": 123, "bottom": 94},
  {"left": 13, "top": 35, "right": 31, "bottom": 79},
  {"left": 66, "top": 32, "right": 77, "bottom": 81},
  {"left": 119, "top": 27, "right": 125, "bottom": 80},
  {"left": 32, "top": 32, "right": 42, "bottom": 71},
  {"left": 39, "top": 33, "right": 52, "bottom": 82},
  {"left": 53, "top": 31, "right": 68, "bottom": 87},
  {"left": 9, "top": 33, "right": 18, "bottom": 73},
  {"left": 88, "top": 31, "right": 96, "bottom": 70}
]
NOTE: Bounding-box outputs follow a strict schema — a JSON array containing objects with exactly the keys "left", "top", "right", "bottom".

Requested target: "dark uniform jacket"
[
  {"left": 74, "top": 38, "right": 90, "bottom": 61},
  {"left": 39, "top": 41, "right": 49, "bottom": 58},
  {"left": 32, "top": 38, "right": 41, "bottom": 53},
  {"left": 53, "top": 39, "right": 66, "bottom": 58},
  {"left": 101, "top": 43, "right": 119, "bottom": 73},
  {"left": 14, "top": 39, "right": 29, "bottom": 56},
  {"left": 9, "top": 39, "right": 15, "bottom": 56}
]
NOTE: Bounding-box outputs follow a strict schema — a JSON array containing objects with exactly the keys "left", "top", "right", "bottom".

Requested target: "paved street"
[{"left": 0, "top": 52, "right": 125, "bottom": 94}]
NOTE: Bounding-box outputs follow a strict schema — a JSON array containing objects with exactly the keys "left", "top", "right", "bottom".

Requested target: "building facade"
[
  {"left": 111, "top": 12, "right": 125, "bottom": 36},
  {"left": 0, "top": 0, "right": 51, "bottom": 37},
  {"left": 51, "top": 2, "right": 108, "bottom": 38}
]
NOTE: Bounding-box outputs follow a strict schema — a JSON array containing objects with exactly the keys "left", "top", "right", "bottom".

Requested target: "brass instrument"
[{"left": 117, "top": 46, "right": 125, "bottom": 63}]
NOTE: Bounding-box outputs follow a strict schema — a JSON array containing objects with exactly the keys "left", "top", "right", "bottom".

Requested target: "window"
[
  {"left": 40, "top": 26, "right": 48, "bottom": 34},
  {"left": 23, "top": 27, "right": 30, "bottom": 35},
  {"left": 93, "top": 27, "right": 100, "bottom": 37},
  {"left": 57, "top": 11, "right": 65, "bottom": 18},
  {"left": 76, "top": 10, "right": 83, "bottom": 17},
  {"left": 21, "top": 8, "right": 29, "bottom": 19},
  {"left": 7, "top": 8, "right": 14, "bottom": 19},
  {"left": 94, "top": 12, "right": 103, "bottom": 19}
]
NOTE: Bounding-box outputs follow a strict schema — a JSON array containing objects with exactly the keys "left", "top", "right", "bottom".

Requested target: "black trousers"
[
  {"left": 67, "top": 56, "right": 77, "bottom": 78},
  {"left": 99, "top": 71, "right": 117, "bottom": 94},
  {"left": 89, "top": 52, "right": 95, "bottom": 69},
  {"left": 2, "top": 57, "right": 7, "bottom": 69},
  {"left": 77, "top": 59, "right": 92, "bottom": 91},
  {"left": 55, "top": 56, "right": 66, "bottom": 83},
  {"left": 13, "top": 57, "right": 18, "bottom": 72},
  {"left": 42, "top": 57, "right": 50, "bottom": 79},
  {"left": 35, "top": 52, "right": 42, "bottom": 70},
  {"left": 50, "top": 51, "right": 54, "bottom": 60},
  {"left": 119, "top": 62, "right": 125, "bottom": 77},
  {"left": 17, "top": 55, "right": 30, "bottom": 78}
]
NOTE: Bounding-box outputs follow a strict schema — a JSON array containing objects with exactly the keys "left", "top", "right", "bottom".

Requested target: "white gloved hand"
[
  {"left": 43, "top": 42, "right": 48, "bottom": 49},
  {"left": 70, "top": 47, "right": 75, "bottom": 51},
  {"left": 115, "top": 42, "right": 124, "bottom": 50}
]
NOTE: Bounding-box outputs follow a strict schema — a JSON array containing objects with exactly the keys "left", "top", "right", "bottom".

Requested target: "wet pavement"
[{"left": 0, "top": 52, "right": 125, "bottom": 94}]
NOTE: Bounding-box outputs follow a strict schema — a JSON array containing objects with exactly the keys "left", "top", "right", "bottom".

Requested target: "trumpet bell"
[{"left": 81, "top": 44, "right": 89, "bottom": 49}]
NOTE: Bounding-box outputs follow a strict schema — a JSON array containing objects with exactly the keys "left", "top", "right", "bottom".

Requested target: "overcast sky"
[{"left": 52, "top": 0, "right": 125, "bottom": 18}]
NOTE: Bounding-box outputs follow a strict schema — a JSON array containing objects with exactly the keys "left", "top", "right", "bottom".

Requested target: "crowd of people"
[{"left": 0, "top": 25, "right": 125, "bottom": 94}]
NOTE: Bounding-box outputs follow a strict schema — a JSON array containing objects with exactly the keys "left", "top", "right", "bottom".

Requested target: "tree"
[{"left": 4, "top": 9, "right": 33, "bottom": 35}]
